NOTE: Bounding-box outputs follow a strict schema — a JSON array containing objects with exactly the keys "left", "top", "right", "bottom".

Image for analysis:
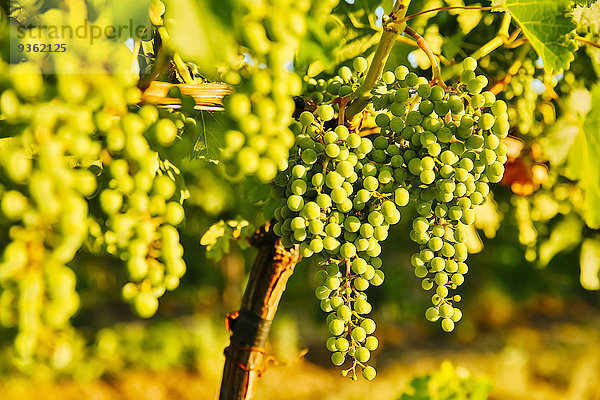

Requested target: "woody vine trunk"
[{"left": 218, "top": 223, "right": 301, "bottom": 400}]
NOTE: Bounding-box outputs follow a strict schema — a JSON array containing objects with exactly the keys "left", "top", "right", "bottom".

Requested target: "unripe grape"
[
  {"left": 382, "top": 71, "right": 395, "bottom": 84},
  {"left": 355, "top": 347, "right": 370, "bottom": 362},
  {"left": 329, "top": 318, "right": 345, "bottom": 336},
  {"left": 462, "top": 57, "right": 478, "bottom": 71},
  {"left": 155, "top": 119, "right": 177, "bottom": 146},
  {"left": 339, "top": 66, "right": 353, "bottom": 82},
  {"left": 441, "top": 318, "right": 455, "bottom": 332},
  {"left": 353, "top": 56, "right": 368, "bottom": 73},
  {"left": 336, "top": 337, "right": 350, "bottom": 352},
  {"left": 134, "top": 292, "right": 159, "bottom": 318},
  {"left": 331, "top": 352, "right": 345, "bottom": 366},
  {"left": 405, "top": 72, "right": 419, "bottom": 87},
  {"left": 299, "top": 111, "right": 315, "bottom": 126},
  {"left": 364, "top": 335, "right": 378, "bottom": 353},
  {"left": 425, "top": 307, "right": 440, "bottom": 322},
  {"left": 395, "top": 65, "right": 409, "bottom": 80},
  {"left": 362, "top": 366, "right": 376, "bottom": 380},
  {"left": 316, "top": 105, "right": 335, "bottom": 121},
  {"left": 354, "top": 298, "right": 371, "bottom": 314},
  {"left": 351, "top": 326, "right": 367, "bottom": 342}
]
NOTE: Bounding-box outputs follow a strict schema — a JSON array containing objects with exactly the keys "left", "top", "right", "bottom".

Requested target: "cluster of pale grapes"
[
  {"left": 304, "top": 55, "right": 369, "bottom": 104},
  {"left": 0, "top": 33, "right": 188, "bottom": 363},
  {"left": 218, "top": 1, "right": 311, "bottom": 183},
  {"left": 90, "top": 106, "right": 187, "bottom": 318},
  {"left": 373, "top": 57, "right": 508, "bottom": 332},
  {"left": 269, "top": 55, "right": 508, "bottom": 379}
]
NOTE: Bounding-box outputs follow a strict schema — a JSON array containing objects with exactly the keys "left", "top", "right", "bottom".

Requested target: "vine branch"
[
  {"left": 400, "top": 5, "right": 493, "bottom": 23},
  {"left": 403, "top": 26, "right": 447, "bottom": 89},
  {"left": 345, "top": 0, "right": 412, "bottom": 121}
]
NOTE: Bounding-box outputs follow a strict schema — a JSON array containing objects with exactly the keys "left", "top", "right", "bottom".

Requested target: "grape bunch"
[
  {"left": 218, "top": 1, "right": 311, "bottom": 183},
  {"left": 268, "top": 55, "right": 509, "bottom": 378},
  {"left": 90, "top": 107, "right": 188, "bottom": 318},
  {"left": 372, "top": 57, "right": 509, "bottom": 331},
  {"left": 0, "top": 40, "right": 188, "bottom": 363},
  {"left": 269, "top": 96, "right": 406, "bottom": 380},
  {"left": 304, "top": 56, "right": 370, "bottom": 105}
]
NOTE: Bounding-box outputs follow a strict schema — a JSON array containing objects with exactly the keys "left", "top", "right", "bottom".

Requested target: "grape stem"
[
  {"left": 469, "top": 13, "right": 525, "bottom": 60},
  {"left": 345, "top": 0, "right": 412, "bottom": 122},
  {"left": 403, "top": 26, "right": 448, "bottom": 90},
  {"left": 489, "top": 45, "right": 530, "bottom": 95},
  {"left": 399, "top": 5, "right": 493, "bottom": 23},
  {"left": 574, "top": 35, "right": 600, "bottom": 50}
]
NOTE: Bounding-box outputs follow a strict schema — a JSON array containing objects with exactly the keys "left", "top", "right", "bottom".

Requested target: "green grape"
[
  {"left": 134, "top": 292, "right": 159, "bottom": 318},
  {"left": 362, "top": 366, "right": 377, "bottom": 380},
  {"left": 317, "top": 105, "right": 335, "bottom": 121},
  {"left": 382, "top": 71, "right": 396, "bottom": 85},
  {"left": 331, "top": 352, "right": 345, "bottom": 366},
  {"left": 405, "top": 72, "right": 419, "bottom": 87},
  {"left": 462, "top": 57, "right": 478, "bottom": 71},
  {"left": 353, "top": 57, "right": 368, "bottom": 73}
]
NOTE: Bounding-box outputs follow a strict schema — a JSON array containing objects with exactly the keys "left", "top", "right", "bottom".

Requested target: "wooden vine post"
[{"left": 218, "top": 223, "right": 301, "bottom": 400}]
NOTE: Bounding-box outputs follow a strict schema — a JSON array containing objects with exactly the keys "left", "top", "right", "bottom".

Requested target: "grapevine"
[{"left": 1, "top": 0, "right": 600, "bottom": 397}]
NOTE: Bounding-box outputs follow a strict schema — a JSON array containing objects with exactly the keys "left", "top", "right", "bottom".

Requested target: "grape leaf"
[
  {"left": 567, "top": 83, "right": 600, "bottom": 229},
  {"left": 538, "top": 215, "right": 583, "bottom": 267},
  {"left": 200, "top": 218, "right": 253, "bottom": 260},
  {"left": 580, "top": 238, "right": 600, "bottom": 290},
  {"left": 573, "top": 1, "right": 600, "bottom": 77},
  {"left": 575, "top": 0, "right": 599, "bottom": 7},
  {"left": 491, "top": 0, "right": 576, "bottom": 73},
  {"left": 574, "top": 0, "right": 600, "bottom": 33}
]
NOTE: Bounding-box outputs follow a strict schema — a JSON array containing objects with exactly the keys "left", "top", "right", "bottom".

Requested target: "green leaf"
[
  {"left": 574, "top": 0, "right": 600, "bottom": 33},
  {"left": 539, "top": 118, "right": 579, "bottom": 165},
  {"left": 164, "top": 0, "right": 237, "bottom": 75},
  {"left": 538, "top": 215, "right": 583, "bottom": 267},
  {"left": 574, "top": 0, "right": 599, "bottom": 7},
  {"left": 577, "top": 84, "right": 600, "bottom": 228},
  {"left": 200, "top": 218, "right": 253, "bottom": 260},
  {"left": 580, "top": 238, "right": 600, "bottom": 290},
  {"left": 573, "top": 1, "right": 600, "bottom": 77},
  {"left": 492, "top": 0, "right": 576, "bottom": 73}
]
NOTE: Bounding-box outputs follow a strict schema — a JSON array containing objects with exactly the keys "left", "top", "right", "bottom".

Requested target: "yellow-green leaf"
[
  {"left": 492, "top": 0, "right": 576, "bottom": 73},
  {"left": 580, "top": 238, "right": 600, "bottom": 290}
]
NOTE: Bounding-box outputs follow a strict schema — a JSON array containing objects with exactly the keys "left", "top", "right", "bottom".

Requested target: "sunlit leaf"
[
  {"left": 491, "top": 0, "right": 576, "bottom": 73},
  {"left": 538, "top": 215, "right": 583, "bottom": 267},
  {"left": 568, "top": 83, "right": 600, "bottom": 229},
  {"left": 580, "top": 238, "right": 600, "bottom": 290}
]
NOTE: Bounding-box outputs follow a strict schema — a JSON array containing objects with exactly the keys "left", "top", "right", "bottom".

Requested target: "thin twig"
[
  {"left": 575, "top": 35, "right": 600, "bottom": 50},
  {"left": 404, "top": 26, "right": 447, "bottom": 89},
  {"left": 489, "top": 45, "right": 530, "bottom": 95},
  {"left": 400, "top": 5, "right": 493, "bottom": 23}
]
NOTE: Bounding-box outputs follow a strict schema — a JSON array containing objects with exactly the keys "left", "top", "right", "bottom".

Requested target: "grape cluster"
[
  {"left": 91, "top": 107, "right": 187, "bottom": 318},
  {"left": 0, "top": 18, "right": 189, "bottom": 363},
  {"left": 269, "top": 55, "right": 509, "bottom": 378},
  {"left": 218, "top": 1, "right": 311, "bottom": 183},
  {"left": 270, "top": 92, "right": 407, "bottom": 379},
  {"left": 304, "top": 56, "right": 369, "bottom": 104},
  {"left": 373, "top": 57, "right": 508, "bottom": 331}
]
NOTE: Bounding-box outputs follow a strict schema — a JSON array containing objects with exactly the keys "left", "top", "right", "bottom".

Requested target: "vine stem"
[
  {"left": 345, "top": 0, "right": 412, "bottom": 121},
  {"left": 403, "top": 26, "right": 447, "bottom": 89},
  {"left": 489, "top": 45, "right": 530, "bottom": 95},
  {"left": 400, "top": 5, "right": 493, "bottom": 23},
  {"left": 219, "top": 223, "right": 301, "bottom": 400},
  {"left": 575, "top": 35, "right": 600, "bottom": 50}
]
